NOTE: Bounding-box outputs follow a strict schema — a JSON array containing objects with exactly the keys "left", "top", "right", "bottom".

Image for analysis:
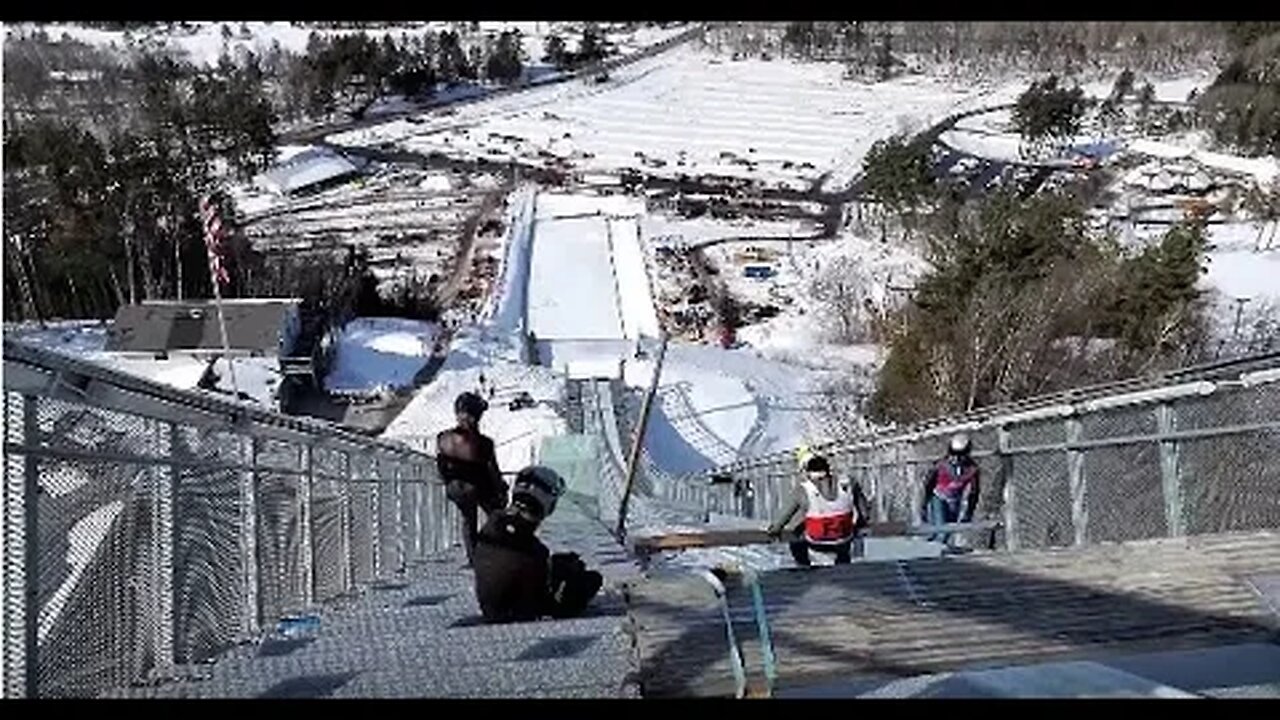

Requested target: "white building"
[{"left": 254, "top": 146, "right": 367, "bottom": 197}]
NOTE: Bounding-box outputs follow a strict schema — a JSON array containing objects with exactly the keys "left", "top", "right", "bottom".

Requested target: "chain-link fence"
[
  {"left": 2, "top": 340, "right": 454, "bottom": 698},
  {"left": 661, "top": 359, "right": 1280, "bottom": 554}
]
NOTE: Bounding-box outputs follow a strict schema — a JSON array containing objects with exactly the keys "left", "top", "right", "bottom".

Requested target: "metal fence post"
[
  {"left": 298, "top": 444, "right": 314, "bottom": 609},
  {"left": 998, "top": 426, "right": 1018, "bottom": 551},
  {"left": 873, "top": 444, "right": 887, "bottom": 522},
  {"left": 899, "top": 442, "right": 916, "bottom": 523},
  {"left": 412, "top": 465, "right": 423, "bottom": 564},
  {"left": 369, "top": 454, "right": 381, "bottom": 580},
  {"left": 3, "top": 392, "right": 38, "bottom": 698},
  {"left": 1156, "top": 403, "right": 1184, "bottom": 537},
  {"left": 239, "top": 435, "right": 260, "bottom": 638},
  {"left": 1065, "top": 416, "right": 1087, "bottom": 546},
  {"left": 422, "top": 464, "right": 435, "bottom": 555},
  {"left": 148, "top": 420, "right": 176, "bottom": 680},
  {"left": 339, "top": 450, "right": 353, "bottom": 595},
  {"left": 393, "top": 462, "right": 405, "bottom": 574}
]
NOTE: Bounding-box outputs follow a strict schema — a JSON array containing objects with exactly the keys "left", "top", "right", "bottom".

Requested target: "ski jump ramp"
[{"left": 526, "top": 193, "right": 661, "bottom": 375}]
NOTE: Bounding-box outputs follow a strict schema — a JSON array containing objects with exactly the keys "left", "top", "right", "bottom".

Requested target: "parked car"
[{"left": 509, "top": 391, "right": 536, "bottom": 411}]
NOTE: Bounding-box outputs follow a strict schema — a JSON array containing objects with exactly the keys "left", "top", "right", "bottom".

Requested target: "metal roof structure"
[
  {"left": 106, "top": 299, "right": 300, "bottom": 354},
  {"left": 254, "top": 146, "right": 366, "bottom": 196}
]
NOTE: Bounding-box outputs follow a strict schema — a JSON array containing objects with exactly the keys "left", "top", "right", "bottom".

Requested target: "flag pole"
[
  {"left": 201, "top": 194, "right": 240, "bottom": 398},
  {"left": 209, "top": 256, "right": 240, "bottom": 398}
]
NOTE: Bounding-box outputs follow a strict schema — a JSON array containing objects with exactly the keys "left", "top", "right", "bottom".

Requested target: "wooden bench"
[{"left": 630, "top": 520, "right": 1005, "bottom": 563}]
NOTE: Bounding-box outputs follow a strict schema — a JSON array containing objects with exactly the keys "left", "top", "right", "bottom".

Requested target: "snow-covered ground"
[
  {"left": 619, "top": 341, "right": 841, "bottom": 475},
  {"left": 1195, "top": 223, "right": 1280, "bottom": 342},
  {"left": 1129, "top": 139, "right": 1280, "bottom": 186},
  {"left": 699, "top": 229, "right": 923, "bottom": 376},
  {"left": 382, "top": 333, "right": 565, "bottom": 474},
  {"left": 528, "top": 215, "right": 627, "bottom": 340},
  {"left": 526, "top": 192, "right": 659, "bottom": 371},
  {"left": 338, "top": 45, "right": 1031, "bottom": 194},
  {"left": 3, "top": 322, "right": 295, "bottom": 408},
  {"left": 4, "top": 320, "right": 111, "bottom": 356},
  {"left": 209, "top": 356, "right": 282, "bottom": 407},
  {"left": 323, "top": 317, "right": 438, "bottom": 395}
]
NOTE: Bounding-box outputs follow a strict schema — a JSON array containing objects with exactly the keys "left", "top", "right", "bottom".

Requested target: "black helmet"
[
  {"left": 511, "top": 466, "right": 566, "bottom": 518},
  {"left": 454, "top": 391, "right": 488, "bottom": 419},
  {"left": 804, "top": 455, "right": 831, "bottom": 474}
]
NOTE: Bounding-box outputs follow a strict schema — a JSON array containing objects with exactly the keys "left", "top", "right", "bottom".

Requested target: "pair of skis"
[{"left": 697, "top": 565, "right": 777, "bottom": 699}]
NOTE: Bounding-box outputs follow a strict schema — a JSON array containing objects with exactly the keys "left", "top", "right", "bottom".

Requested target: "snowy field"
[
  {"left": 323, "top": 317, "right": 438, "bottom": 395},
  {"left": 343, "top": 45, "right": 1032, "bottom": 194},
  {"left": 693, "top": 228, "right": 923, "bottom": 377}
]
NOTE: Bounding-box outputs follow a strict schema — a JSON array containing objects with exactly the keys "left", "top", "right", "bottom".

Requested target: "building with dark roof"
[{"left": 106, "top": 299, "right": 302, "bottom": 357}]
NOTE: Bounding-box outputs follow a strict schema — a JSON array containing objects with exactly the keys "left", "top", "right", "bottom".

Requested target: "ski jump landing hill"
[{"left": 522, "top": 192, "right": 662, "bottom": 377}]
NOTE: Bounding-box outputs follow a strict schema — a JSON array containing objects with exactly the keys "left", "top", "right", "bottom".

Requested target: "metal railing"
[
  {"left": 576, "top": 378, "right": 705, "bottom": 535},
  {"left": 2, "top": 339, "right": 456, "bottom": 699},
  {"left": 667, "top": 355, "right": 1280, "bottom": 552}
]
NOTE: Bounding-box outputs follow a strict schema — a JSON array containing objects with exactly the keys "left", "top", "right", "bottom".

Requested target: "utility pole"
[
  {"left": 1231, "top": 297, "right": 1251, "bottom": 352},
  {"left": 616, "top": 334, "right": 669, "bottom": 540}
]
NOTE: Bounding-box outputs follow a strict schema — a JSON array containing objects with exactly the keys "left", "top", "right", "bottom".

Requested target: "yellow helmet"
[{"left": 795, "top": 444, "right": 815, "bottom": 471}]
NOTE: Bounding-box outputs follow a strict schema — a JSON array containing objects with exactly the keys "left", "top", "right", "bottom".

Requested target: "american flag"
[{"left": 198, "top": 194, "right": 230, "bottom": 287}]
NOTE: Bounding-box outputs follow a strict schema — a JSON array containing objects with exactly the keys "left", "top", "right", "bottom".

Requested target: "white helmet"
[
  {"left": 511, "top": 465, "right": 566, "bottom": 518},
  {"left": 948, "top": 433, "right": 972, "bottom": 456}
]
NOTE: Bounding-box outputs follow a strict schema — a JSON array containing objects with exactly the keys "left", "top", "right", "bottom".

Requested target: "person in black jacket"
[
  {"left": 472, "top": 466, "right": 603, "bottom": 623},
  {"left": 437, "top": 392, "right": 509, "bottom": 566}
]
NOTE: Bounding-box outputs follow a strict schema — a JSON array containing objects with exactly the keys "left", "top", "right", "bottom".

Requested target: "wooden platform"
[
  {"left": 628, "top": 521, "right": 1003, "bottom": 562},
  {"left": 622, "top": 531, "right": 1280, "bottom": 697}
]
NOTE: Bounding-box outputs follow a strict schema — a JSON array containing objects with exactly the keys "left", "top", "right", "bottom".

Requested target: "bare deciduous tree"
[{"left": 808, "top": 253, "right": 895, "bottom": 345}]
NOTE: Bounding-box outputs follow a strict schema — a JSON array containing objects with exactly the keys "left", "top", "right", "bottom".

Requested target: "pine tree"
[
  {"left": 1012, "top": 75, "right": 1088, "bottom": 147},
  {"left": 861, "top": 133, "right": 934, "bottom": 240},
  {"left": 486, "top": 30, "right": 524, "bottom": 84},
  {"left": 578, "top": 22, "right": 605, "bottom": 64},
  {"left": 1111, "top": 67, "right": 1135, "bottom": 101},
  {"left": 876, "top": 29, "right": 894, "bottom": 81},
  {"left": 544, "top": 34, "right": 567, "bottom": 68},
  {"left": 437, "top": 31, "right": 468, "bottom": 83}
]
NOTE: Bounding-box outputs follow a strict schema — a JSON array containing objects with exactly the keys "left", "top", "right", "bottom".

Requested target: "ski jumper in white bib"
[{"left": 801, "top": 478, "right": 856, "bottom": 545}]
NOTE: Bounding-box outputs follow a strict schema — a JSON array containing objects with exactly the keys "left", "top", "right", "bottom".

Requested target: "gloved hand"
[
  {"left": 765, "top": 526, "right": 782, "bottom": 541},
  {"left": 551, "top": 552, "right": 586, "bottom": 576}
]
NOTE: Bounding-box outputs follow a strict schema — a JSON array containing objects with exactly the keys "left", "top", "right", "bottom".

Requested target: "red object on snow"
[{"left": 719, "top": 325, "right": 736, "bottom": 349}]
